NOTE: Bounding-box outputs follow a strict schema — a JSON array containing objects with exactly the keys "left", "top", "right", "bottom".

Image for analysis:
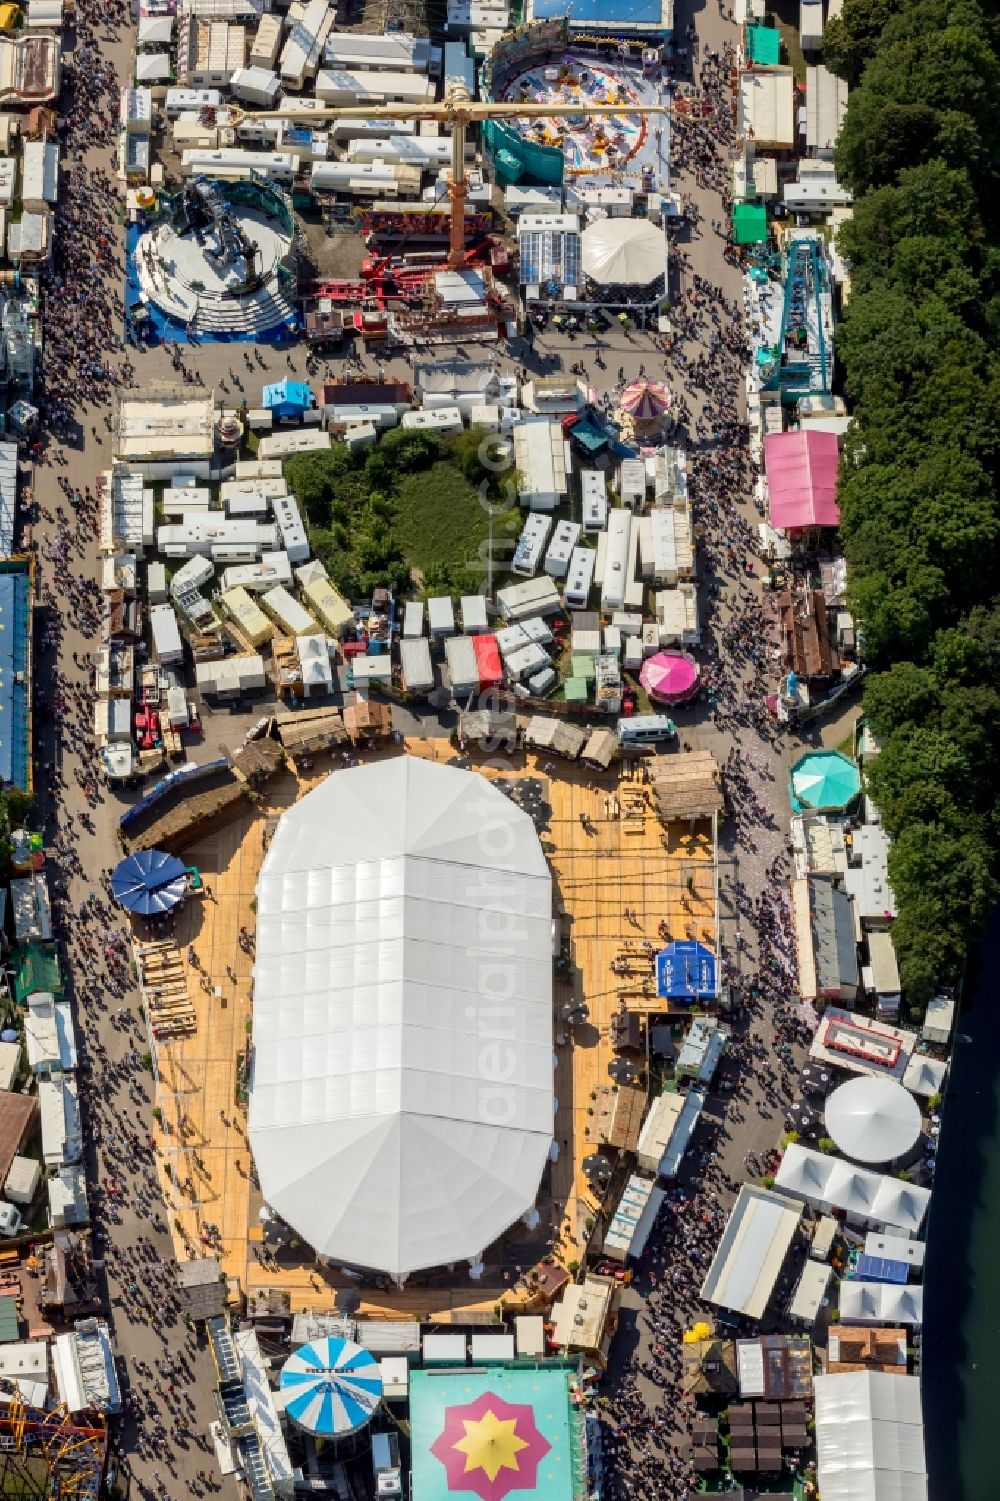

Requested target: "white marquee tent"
[
  {"left": 825, "top": 1076, "right": 922, "bottom": 1164},
  {"left": 774, "top": 1144, "right": 931, "bottom": 1235},
  {"left": 838, "top": 1281, "right": 924, "bottom": 1327},
  {"left": 814, "top": 1371, "right": 927, "bottom": 1501},
  {"left": 581, "top": 218, "right": 666, "bottom": 288},
  {"left": 247, "top": 758, "right": 554, "bottom": 1281}
]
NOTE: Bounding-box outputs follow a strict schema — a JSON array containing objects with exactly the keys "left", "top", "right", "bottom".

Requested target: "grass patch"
[
  {"left": 394, "top": 462, "right": 522, "bottom": 592},
  {"left": 769, "top": 0, "right": 808, "bottom": 83},
  {"left": 286, "top": 427, "right": 524, "bottom": 600}
]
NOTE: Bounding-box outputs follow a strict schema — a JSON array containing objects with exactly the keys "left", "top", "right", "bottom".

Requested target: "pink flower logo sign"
[{"left": 430, "top": 1391, "right": 552, "bottom": 1501}]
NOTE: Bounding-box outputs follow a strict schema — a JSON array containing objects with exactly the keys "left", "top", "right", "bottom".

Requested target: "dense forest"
[{"left": 825, "top": 0, "right": 1000, "bottom": 1001}]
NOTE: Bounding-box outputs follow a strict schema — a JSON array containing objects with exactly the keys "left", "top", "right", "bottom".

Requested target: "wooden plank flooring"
[{"left": 150, "top": 741, "right": 716, "bottom": 1312}]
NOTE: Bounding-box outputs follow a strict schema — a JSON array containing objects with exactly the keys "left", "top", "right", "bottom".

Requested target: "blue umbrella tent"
[
  {"left": 110, "top": 849, "right": 189, "bottom": 916},
  {"left": 279, "top": 1337, "right": 382, "bottom": 1438}
]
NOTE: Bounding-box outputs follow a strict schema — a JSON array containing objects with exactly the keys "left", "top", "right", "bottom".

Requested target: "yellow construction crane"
[{"left": 229, "top": 86, "right": 684, "bottom": 267}]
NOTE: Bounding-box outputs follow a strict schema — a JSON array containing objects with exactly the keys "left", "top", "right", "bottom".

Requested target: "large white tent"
[
  {"left": 825, "top": 1076, "right": 922, "bottom": 1164},
  {"left": 248, "top": 757, "right": 553, "bottom": 1281},
  {"left": 581, "top": 218, "right": 666, "bottom": 289},
  {"left": 814, "top": 1371, "right": 927, "bottom": 1501}
]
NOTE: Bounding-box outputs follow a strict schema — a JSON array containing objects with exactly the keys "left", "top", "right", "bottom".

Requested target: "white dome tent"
[
  {"left": 247, "top": 758, "right": 554, "bottom": 1283},
  {"left": 824, "top": 1076, "right": 922, "bottom": 1166},
  {"left": 581, "top": 218, "right": 666, "bottom": 303}
]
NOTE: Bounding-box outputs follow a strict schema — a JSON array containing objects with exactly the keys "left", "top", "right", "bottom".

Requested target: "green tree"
[{"left": 823, "top": 0, "right": 901, "bottom": 84}]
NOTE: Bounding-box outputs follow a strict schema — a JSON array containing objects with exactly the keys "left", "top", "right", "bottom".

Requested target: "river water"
[{"left": 923, "top": 915, "right": 1000, "bottom": 1499}]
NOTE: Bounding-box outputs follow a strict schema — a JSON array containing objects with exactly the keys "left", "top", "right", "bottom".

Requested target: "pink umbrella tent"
[
  {"left": 640, "top": 651, "right": 700, "bottom": 704},
  {"left": 617, "top": 380, "right": 671, "bottom": 439}
]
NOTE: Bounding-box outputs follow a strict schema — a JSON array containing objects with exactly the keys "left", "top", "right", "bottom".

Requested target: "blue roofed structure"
[
  {"left": 656, "top": 940, "right": 718, "bottom": 1002},
  {"left": 262, "top": 379, "right": 314, "bottom": 420},
  {"left": 528, "top": 0, "right": 673, "bottom": 34},
  {"left": 855, "top": 1254, "right": 909, "bottom": 1285},
  {"left": 0, "top": 559, "right": 32, "bottom": 792}
]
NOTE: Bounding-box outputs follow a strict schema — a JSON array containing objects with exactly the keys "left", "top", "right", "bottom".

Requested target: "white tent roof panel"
[
  {"left": 581, "top": 217, "right": 665, "bottom": 287},
  {"left": 825, "top": 1076, "right": 921, "bottom": 1164},
  {"left": 248, "top": 758, "right": 553, "bottom": 1279},
  {"left": 814, "top": 1372, "right": 927, "bottom": 1501}
]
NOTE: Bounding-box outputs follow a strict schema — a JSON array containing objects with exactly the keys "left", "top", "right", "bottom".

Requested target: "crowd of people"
[
  {"left": 14, "top": 0, "right": 828, "bottom": 1492},
  {"left": 587, "top": 22, "right": 825, "bottom": 1501}
]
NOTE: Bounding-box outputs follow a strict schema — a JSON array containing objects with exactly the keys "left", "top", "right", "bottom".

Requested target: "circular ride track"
[{"left": 499, "top": 52, "right": 652, "bottom": 177}]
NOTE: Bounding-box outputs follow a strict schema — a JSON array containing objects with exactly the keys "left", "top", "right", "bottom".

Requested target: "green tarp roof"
[
  {"left": 733, "top": 202, "right": 769, "bottom": 244},
  {"left": 564, "top": 677, "right": 590, "bottom": 702},
  {"left": 746, "top": 22, "right": 781, "bottom": 65},
  {"left": 0, "top": 1295, "right": 19, "bottom": 1344},
  {"left": 15, "top": 943, "right": 63, "bottom": 1005}
]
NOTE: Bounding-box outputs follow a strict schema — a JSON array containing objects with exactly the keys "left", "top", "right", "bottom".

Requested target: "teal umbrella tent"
[{"left": 788, "top": 750, "right": 861, "bottom": 813}]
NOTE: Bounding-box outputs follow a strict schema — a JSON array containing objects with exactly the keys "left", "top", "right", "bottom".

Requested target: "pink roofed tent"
[
  {"left": 764, "top": 429, "right": 841, "bottom": 531},
  {"left": 640, "top": 651, "right": 700, "bottom": 704},
  {"left": 619, "top": 380, "right": 671, "bottom": 424}
]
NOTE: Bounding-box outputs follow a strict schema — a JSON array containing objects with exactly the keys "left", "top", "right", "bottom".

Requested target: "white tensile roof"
[
  {"left": 814, "top": 1371, "right": 927, "bottom": 1501},
  {"left": 248, "top": 757, "right": 553, "bottom": 1280},
  {"left": 581, "top": 218, "right": 666, "bottom": 287},
  {"left": 825, "top": 1076, "right": 922, "bottom": 1164},
  {"left": 838, "top": 1281, "right": 924, "bottom": 1327},
  {"left": 775, "top": 1145, "right": 931, "bottom": 1235}
]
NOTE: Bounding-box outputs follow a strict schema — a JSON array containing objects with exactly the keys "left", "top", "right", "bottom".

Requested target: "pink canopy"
[
  {"left": 619, "top": 380, "right": 670, "bottom": 423},
  {"left": 640, "top": 651, "right": 700, "bottom": 704},
  {"left": 764, "top": 429, "right": 840, "bottom": 530}
]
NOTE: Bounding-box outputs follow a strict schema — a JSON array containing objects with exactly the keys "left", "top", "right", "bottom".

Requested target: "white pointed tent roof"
[
  {"left": 581, "top": 218, "right": 666, "bottom": 287},
  {"left": 825, "top": 1076, "right": 922, "bottom": 1164},
  {"left": 248, "top": 757, "right": 553, "bottom": 1280},
  {"left": 775, "top": 1144, "right": 931, "bottom": 1236}
]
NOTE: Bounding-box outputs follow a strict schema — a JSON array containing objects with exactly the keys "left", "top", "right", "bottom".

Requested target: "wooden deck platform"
[{"left": 150, "top": 739, "right": 716, "bottom": 1311}]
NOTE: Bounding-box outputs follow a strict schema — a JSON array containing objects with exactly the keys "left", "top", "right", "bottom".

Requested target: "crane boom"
[{"left": 231, "top": 86, "right": 681, "bottom": 267}]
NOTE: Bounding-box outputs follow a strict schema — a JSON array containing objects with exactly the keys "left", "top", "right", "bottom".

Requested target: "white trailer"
[
  {"left": 444, "top": 635, "right": 480, "bottom": 697},
  {"left": 564, "top": 546, "right": 596, "bottom": 609},
  {"left": 165, "top": 88, "right": 222, "bottom": 118},
  {"left": 511, "top": 513, "right": 553, "bottom": 578},
  {"left": 402, "top": 600, "right": 424, "bottom": 638},
  {"left": 400, "top": 406, "right": 464, "bottom": 435},
  {"left": 259, "top": 585, "right": 317, "bottom": 637},
  {"left": 427, "top": 595, "right": 456, "bottom": 639},
  {"left": 443, "top": 39, "right": 475, "bottom": 99},
  {"left": 581, "top": 470, "right": 609, "bottom": 534},
  {"left": 150, "top": 604, "right": 184, "bottom": 667},
  {"left": 544, "top": 520, "right": 581, "bottom": 579},
  {"left": 229, "top": 67, "right": 282, "bottom": 108},
  {"left": 272, "top": 495, "right": 310, "bottom": 565},
  {"left": 619, "top": 458, "right": 647, "bottom": 512},
  {"left": 400, "top": 637, "right": 434, "bottom": 695},
  {"left": 600, "top": 509, "right": 632, "bottom": 613}
]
